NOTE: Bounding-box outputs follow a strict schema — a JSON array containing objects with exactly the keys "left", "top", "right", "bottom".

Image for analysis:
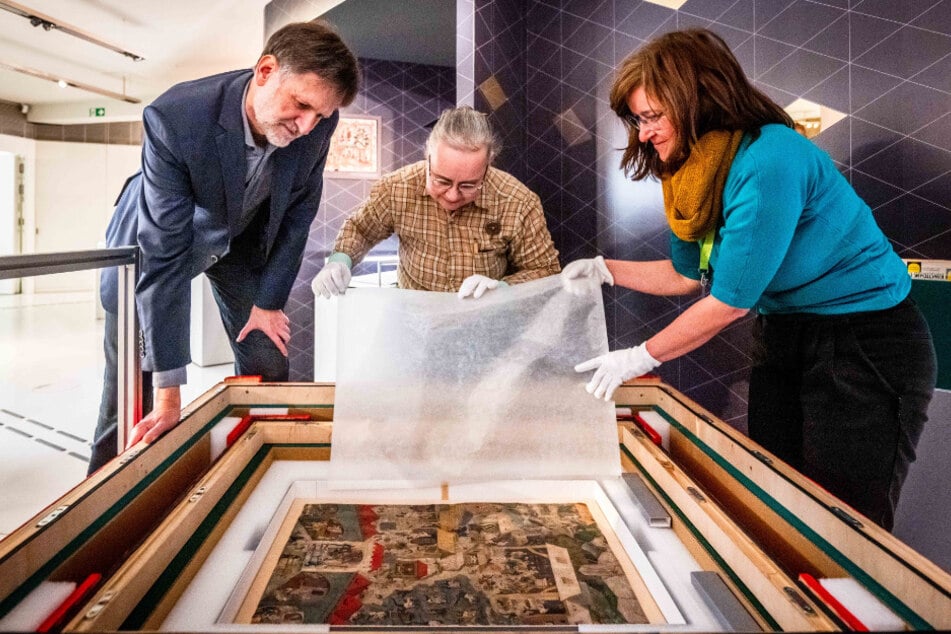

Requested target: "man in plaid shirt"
[{"left": 314, "top": 106, "right": 560, "bottom": 300}]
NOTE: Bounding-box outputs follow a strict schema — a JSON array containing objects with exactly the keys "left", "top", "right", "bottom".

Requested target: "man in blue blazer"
[{"left": 91, "top": 20, "right": 359, "bottom": 473}]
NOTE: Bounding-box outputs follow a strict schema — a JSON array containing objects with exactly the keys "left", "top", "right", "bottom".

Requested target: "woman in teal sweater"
[{"left": 563, "top": 28, "right": 936, "bottom": 530}]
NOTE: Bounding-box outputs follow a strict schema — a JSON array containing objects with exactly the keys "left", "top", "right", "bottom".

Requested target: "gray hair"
[{"left": 425, "top": 106, "right": 501, "bottom": 162}]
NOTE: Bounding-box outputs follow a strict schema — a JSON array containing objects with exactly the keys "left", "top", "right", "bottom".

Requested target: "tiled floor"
[{"left": 0, "top": 291, "right": 231, "bottom": 538}]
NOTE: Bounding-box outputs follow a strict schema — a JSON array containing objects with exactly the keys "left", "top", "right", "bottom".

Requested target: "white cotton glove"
[
  {"left": 561, "top": 255, "right": 614, "bottom": 296},
  {"left": 574, "top": 343, "right": 660, "bottom": 401},
  {"left": 458, "top": 274, "right": 503, "bottom": 299},
  {"left": 313, "top": 260, "right": 352, "bottom": 299}
]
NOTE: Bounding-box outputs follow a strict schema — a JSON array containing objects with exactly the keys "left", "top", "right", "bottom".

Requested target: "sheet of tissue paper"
[{"left": 329, "top": 274, "right": 620, "bottom": 486}]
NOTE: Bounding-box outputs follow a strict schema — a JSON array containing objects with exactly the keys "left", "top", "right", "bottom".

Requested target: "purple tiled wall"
[
  {"left": 470, "top": 0, "right": 951, "bottom": 429},
  {"left": 472, "top": 0, "right": 528, "bottom": 182}
]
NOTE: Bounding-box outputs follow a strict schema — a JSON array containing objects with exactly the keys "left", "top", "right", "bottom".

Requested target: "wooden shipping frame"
[{"left": 0, "top": 378, "right": 949, "bottom": 631}]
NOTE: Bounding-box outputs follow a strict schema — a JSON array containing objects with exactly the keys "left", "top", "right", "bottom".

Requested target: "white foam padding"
[
  {"left": 820, "top": 577, "right": 904, "bottom": 631},
  {"left": 0, "top": 580, "right": 75, "bottom": 632},
  {"left": 601, "top": 478, "right": 723, "bottom": 631},
  {"left": 637, "top": 410, "right": 672, "bottom": 451},
  {"left": 209, "top": 416, "right": 244, "bottom": 462},
  {"left": 163, "top": 462, "right": 329, "bottom": 630},
  {"left": 248, "top": 407, "right": 288, "bottom": 416},
  {"left": 329, "top": 275, "right": 620, "bottom": 485}
]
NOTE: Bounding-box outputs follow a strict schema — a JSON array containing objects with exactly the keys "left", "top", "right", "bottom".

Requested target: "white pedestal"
[
  {"left": 313, "top": 295, "right": 339, "bottom": 382},
  {"left": 190, "top": 275, "right": 234, "bottom": 367},
  {"left": 313, "top": 255, "right": 398, "bottom": 381}
]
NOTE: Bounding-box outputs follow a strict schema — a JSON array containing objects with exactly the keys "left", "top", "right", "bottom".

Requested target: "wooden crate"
[{"left": 0, "top": 380, "right": 947, "bottom": 632}]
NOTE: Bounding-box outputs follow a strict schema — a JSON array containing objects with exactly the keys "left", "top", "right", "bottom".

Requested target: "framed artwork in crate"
[{"left": 220, "top": 481, "right": 670, "bottom": 628}]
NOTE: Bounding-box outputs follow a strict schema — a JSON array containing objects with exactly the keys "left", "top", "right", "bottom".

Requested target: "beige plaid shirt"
[{"left": 333, "top": 161, "right": 561, "bottom": 291}]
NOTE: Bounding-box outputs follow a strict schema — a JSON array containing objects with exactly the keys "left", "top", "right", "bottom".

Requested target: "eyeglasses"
[
  {"left": 427, "top": 156, "right": 487, "bottom": 195},
  {"left": 623, "top": 110, "right": 665, "bottom": 131}
]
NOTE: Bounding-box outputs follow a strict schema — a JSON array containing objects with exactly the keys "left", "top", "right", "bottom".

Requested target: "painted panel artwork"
[
  {"left": 325, "top": 115, "right": 380, "bottom": 178},
  {"left": 236, "top": 500, "right": 654, "bottom": 626}
]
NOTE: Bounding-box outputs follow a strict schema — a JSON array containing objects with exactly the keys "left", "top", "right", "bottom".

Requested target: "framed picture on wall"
[{"left": 325, "top": 114, "right": 381, "bottom": 179}]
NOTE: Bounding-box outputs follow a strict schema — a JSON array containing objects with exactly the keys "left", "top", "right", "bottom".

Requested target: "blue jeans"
[
  {"left": 89, "top": 214, "right": 289, "bottom": 474},
  {"left": 748, "top": 297, "right": 936, "bottom": 530}
]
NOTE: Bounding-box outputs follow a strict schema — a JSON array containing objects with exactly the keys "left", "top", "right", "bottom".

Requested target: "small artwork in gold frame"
[{"left": 326, "top": 114, "right": 381, "bottom": 178}]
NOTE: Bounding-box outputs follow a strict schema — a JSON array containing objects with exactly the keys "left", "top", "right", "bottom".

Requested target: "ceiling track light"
[
  {"left": 0, "top": 59, "right": 141, "bottom": 104},
  {"left": 0, "top": 0, "right": 145, "bottom": 62}
]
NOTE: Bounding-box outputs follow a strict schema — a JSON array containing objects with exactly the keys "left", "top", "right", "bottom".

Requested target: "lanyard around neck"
[
  {"left": 698, "top": 229, "right": 715, "bottom": 273},
  {"left": 697, "top": 229, "right": 715, "bottom": 296}
]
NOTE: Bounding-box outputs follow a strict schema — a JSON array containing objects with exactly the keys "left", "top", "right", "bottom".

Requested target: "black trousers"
[{"left": 748, "top": 297, "right": 936, "bottom": 530}]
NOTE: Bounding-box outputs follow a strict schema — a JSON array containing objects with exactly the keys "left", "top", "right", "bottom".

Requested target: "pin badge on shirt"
[{"left": 484, "top": 221, "right": 501, "bottom": 236}]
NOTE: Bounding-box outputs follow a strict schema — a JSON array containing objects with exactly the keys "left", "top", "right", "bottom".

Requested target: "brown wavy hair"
[{"left": 610, "top": 28, "right": 792, "bottom": 180}]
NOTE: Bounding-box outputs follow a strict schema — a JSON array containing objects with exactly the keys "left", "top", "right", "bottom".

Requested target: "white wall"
[
  {"left": 0, "top": 134, "right": 140, "bottom": 294},
  {"left": 32, "top": 141, "right": 140, "bottom": 293},
  {"left": 0, "top": 152, "right": 18, "bottom": 294},
  {"left": 0, "top": 134, "right": 37, "bottom": 293}
]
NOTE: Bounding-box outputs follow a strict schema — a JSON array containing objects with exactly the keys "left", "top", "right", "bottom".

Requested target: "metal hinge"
[
  {"left": 84, "top": 590, "right": 116, "bottom": 619},
  {"left": 118, "top": 447, "right": 142, "bottom": 465},
  {"left": 36, "top": 505, "right": 69, "bottom": 528},
  {"left": 784, "top": 586, "right": 815, "bottom": 614},
  {"left": 188, "top": 486, "right": 207, "bottom": 503},
  {"left": 830, "top": 506, "right": 864, "bottom": 529}
]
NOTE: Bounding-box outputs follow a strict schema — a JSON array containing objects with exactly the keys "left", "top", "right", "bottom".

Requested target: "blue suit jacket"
[{"left": 101, "top": 69, "right": 337, "bottom": 373}]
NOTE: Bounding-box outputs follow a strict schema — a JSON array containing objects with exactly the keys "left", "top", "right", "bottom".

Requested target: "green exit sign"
[{"left": 89, "top": 107, "right": 106, "bottom": 117}]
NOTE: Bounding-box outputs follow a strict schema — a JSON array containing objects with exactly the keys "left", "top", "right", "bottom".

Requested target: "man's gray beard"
[{"left": 263, "top": 123, "right": 297, "bottom": 147}]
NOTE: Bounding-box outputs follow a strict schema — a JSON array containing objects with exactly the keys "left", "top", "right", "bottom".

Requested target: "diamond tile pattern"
[
  {"left": 474, "top": 0, "right": 528, "bottom": 180},
  {"left": 468, "top": 0, "right": 951, "bottom": 428},
  {"left": 266, "top": 0, "right": 950, "bottom": 427}
]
